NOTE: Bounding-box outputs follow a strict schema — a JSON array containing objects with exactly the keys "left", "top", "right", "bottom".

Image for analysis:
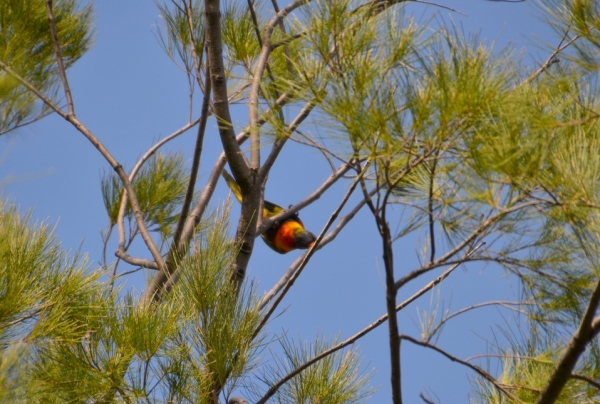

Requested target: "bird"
[{"left": 221, "top": 169, "right": 317, "bottom": 254}]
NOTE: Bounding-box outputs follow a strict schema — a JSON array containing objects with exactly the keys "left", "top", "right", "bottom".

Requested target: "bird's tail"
[{"left": 221, "top": 169, "right": 243, "bottom": 203}]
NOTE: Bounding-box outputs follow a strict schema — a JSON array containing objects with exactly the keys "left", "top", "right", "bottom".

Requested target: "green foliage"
[
  {"left": 0, "top": 200, "right": 268, "bottom": 402},
  {"left": 155, "top": 0, "right": 204, "bottom": 74},
  {"left": 0, "top": 0, "right": 93, "bottom": 135},
  {"left": 290, "top": 0, "right": 424, "bottom": 151},
  {"left": 101, "top": 152, "right": 189, "bottom": 239},
  {"left": 472, "top": 326, "right": 600, "bottom": 403},
  {"left": 222, "top": 1, "right": 262, "bottom": 70},
  {"left": 0, "top": 200, "right": 99, "bottom": 345},
  {"left": 0, "top": 200, "right": 101, "bottom": 401},
  {"left": 261, "top": 334, "right": 374, "bottom": 404},
  {"left": 174, "top": 207, "right": 264, "bottom": 400},
  {"left": 541, "top": 0, "right": 600, "bottom": 72}
]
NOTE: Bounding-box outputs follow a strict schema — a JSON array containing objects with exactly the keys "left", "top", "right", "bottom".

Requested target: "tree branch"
[
  {"left": 571, "top": 372, "right": 600, "bottom": 390},
  {"left": 205, "top": 0, "right": 259, "bottom": 290},
  {"left": 400, "top": 334, "right": 524, "bottom": 404},
  {"left": 176, "top": 91, "right": 290, "bottom": 254},
  {"left": 536, "top": 278, "right": 600, "bottom": 404},
  {"left": 395, "top": 199, "right": 540, "bottom": 290},
  {"left": 147, "top": 91, "right": 292, "bottom": 302},
  {"left": 114, "top": 118, "right": 200, "bottom": 269},
  {"left": 45, "top": 0, "right": 75, "bottom": 116},
  {"left": 520, "top": 33, "right": 580, "bottom": 86},
  {"left": 172, "top": 48, "right": 212, "bottom": 247},
  {"left": 0, "top": 60, "right": 167, "bottom": 275},
  {"left": 427, "top": 299, "right": 532, "bottom": 341},
  {"left": 204, "top": 0, "right": 249, "bottom": 183},
  {"left": 114, "top": 251, "right": 158, "bottom": 270},
  {"left": 259, "top": 99, "right": 317, "bottom": 180},
  {"left": 248, "top": 0, "right": 308, "bottom": 170}
]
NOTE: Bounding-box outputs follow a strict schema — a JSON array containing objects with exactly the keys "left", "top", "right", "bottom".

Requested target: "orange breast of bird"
[{"left": 270, "top": 220, "right": 306, "bottom": 254}]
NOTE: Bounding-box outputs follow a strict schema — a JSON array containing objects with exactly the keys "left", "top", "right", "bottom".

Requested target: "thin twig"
[
  {"left": 395, "top": 199, "right": 540, "bottom": 291},
  {"left": 428, "top": 152, "right": 439, "bottom": 264},
  {"left": 114, "top": 118, "right": 200, "bottom": 268},
  {"left": 184, "top": 0, "right": 205, "bottom": 88},
  {"left": 113, "top": 266, "right": 146, "bottom": 279},
  {"left": 410, "top": 0, "right": 467, "bottom": 16},
  {"left": 259, "top": 100, "right": 317, "bottom": 179},
  {"left": 132, "top": 120, "right": 201, "bottom": 181},
  {"left": 419, "top": 393, "right": 436, "bottom": 404},
  {"left": 400, "top": 334, "right": 524, "bottom": 404},
  {"left": 427, "top": 300, "right": 534, "bottom": 341},
  {"left": 173, "top": 45, "right": 212, "bottom": 247},
  {"left": 397, "top": 243, "right": 485, "bottom": 312},
  {"left": 45, "top": 0, "right": 75, "bottom": 115},
  {"left": 291, "top": 129, "right": 342, "bottom": 171},
  {"left": 571, "top": 372, "right": 600, "bottom": 390},
  {"left": 520, "top": 33, "right": 580, "bottom": 86}
]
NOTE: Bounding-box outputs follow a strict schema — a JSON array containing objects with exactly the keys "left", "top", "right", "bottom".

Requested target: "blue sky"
[{"left": 0, "top": 0, "right": 559, "bottom": 402}]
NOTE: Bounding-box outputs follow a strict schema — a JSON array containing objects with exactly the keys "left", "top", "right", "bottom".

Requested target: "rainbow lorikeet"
[{"left": 221, "top": 170, "right": 317, "bottom": 254}]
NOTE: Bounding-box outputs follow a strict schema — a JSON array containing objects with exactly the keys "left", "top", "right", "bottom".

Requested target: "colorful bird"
[{"left": 221, "top": 169, "right": 317, "bottom": 254}]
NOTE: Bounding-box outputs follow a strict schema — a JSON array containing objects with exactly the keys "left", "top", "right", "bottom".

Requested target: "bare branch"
[
  {"left": 0, "top": 60, "right": 167, "bottom": 275},
  {"left": 114, "top": 118, "right": 200, "bottom": 268},
  {"left": 248, "top": 0, "right": 308, "bottom": 170},
  {"left": 400, "top": 334, "right": 524, "bottom": 404},
  {"left": 259, "top": 99, "right": 317, "bottom": 180},
  {"left": 45, "top": 0, "right": 75, "bottom": 115},
  {"left": 147, "top": 91, "right": 291, "bottom": 302},
  {"left": 397, "top": 243, "right": 485, "bottom": 312},
  {"left": 114, "top": 251, "right": 159, "bottom": 270},
  {"left": 0, "top": 61, "right": 63, "bottom": 116},
  {"left": 409, "top": 0, "right": 467, "bottom": 15},
  {"left": 427, "top": 300, "right": 534, "bottom": 341},
  {"left": 419, "top": 393, "right": 436, "bottom": 404},
  {"left": 204, "top": 0, "right": 249, "bottom": 182},
  {"left": 395, "top": 199, "right": 540, "bottom": 291},
  {"left": 173, "top": 48, "right": 212, "bottom": 247},
  {"left": 571, "top": 372, "right": 600, "bottom": 390},
  {"left": 258, "top": 152, "right": 437, "bottom": 308},
  {"left": 521, "top": 33, "right": 580, "bottom": 86},
  {"left": 176, "top": 90, "right": 290, "bottom": 249},
  {"left": 428, "top": 152, "right": 439, "bottom": 264}
]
